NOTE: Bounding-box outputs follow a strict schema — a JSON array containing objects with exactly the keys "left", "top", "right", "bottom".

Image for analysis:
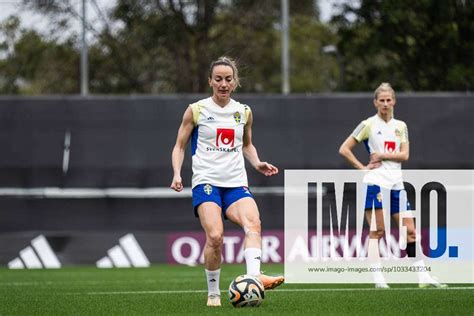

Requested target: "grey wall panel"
[
  {"left": 0, "top": 94, "right": 471, "bottom": 265},
  {"left": 0, "top": 196, "right": 281, "bottom": 232},
  {"left": 0, "top": 94, "right": 472, "bottom": 188}
]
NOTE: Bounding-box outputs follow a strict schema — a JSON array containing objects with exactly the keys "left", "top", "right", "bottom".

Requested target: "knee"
[
  {"left": 407, "top": 228, "right": 417, "bottom": 241},
  {"left": 245, "top": 217, "right": 261, "bottom": 235},
  {"left": 374, "top": 229, "right": 385, "bottom": 239},
  {"left": 206, "top": 231, "right": 223, "bottom": 249}
]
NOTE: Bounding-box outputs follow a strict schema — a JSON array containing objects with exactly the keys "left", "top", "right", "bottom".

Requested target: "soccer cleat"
[
  {"left": 259, "top": 273, "right": 284, "bottom": 290},
  {"left": 419, "top": 279, "right": 448, "bottom": 289},
  {"left": 206, "top": 294, "right": 221, "bottom": 307},
  {"left": 375, "top": 283, "right": 390, "bottom": 289}
]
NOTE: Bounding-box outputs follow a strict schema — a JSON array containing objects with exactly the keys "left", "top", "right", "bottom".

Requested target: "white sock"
[
  {"left": 244, "top": 248, "right": 261, "bottom": 277},
  {"left": 370, "top": 262, "right": 387, "bottom": 284},
  {"left": 413, "top": 260, "right": 433, "bottom": 283},
  {"left": 205, "top": 269, "right": 220, "bottom": 296}
]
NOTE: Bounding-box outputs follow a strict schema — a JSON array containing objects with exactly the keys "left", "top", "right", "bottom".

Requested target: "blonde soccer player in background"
[{"left": 339, "top": 82, "right": 447, "bottom": 288}]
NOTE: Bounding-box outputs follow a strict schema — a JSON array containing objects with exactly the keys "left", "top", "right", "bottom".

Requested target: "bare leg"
[
  {"left": 365, "top": 209, "right": 386, "bottom": 241},
  {"left": 226, "top": 197, "right": 261, "bottom": 249},
  {"left": 198, "top": 202, "right": 224, "bottom": 270},
  {"left": 392, "top": 212, "right": 417, "bottom": 244},
  {"left": 392, "top": 212, "right": 447, "bottom": 288},
  {"left": 226, "top": 197, "right": 284, "bottom": 290},
  {"left": 197, "top": 202, "right": 224, "bottom": 306},
  {"left": 365, "top": 209, "right": 389, "bottom": 288}
]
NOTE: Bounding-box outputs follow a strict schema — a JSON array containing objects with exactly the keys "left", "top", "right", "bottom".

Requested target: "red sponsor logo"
[
  {"left": 216, "top": 128, "right": 235, "bottom": 148},
  {"left": 384, "top": 141, "right": 396, "bottom": 153}
]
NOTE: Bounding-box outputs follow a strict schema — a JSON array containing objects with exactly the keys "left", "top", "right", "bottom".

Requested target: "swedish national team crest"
[
  {"left": 233, "top": 112, "right": 241, "bottom": 123},
  {"left": 377, "top": 192, "right": 382, "bottom": 202},
  {"left": 203, "top": 184, "right": 213, "bottom": 195}
]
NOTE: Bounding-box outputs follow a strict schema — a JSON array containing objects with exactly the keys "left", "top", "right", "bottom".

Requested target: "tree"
[
  {"left": 0, "top": 16, "right": 21, "bottom": 94},
  {"left": 5, "top": 0, "right": 337, "bottom": 94},
  {"left": 332, "top": 0, "right": 474, "bottom": 91},
  {"left": 0, "top": 16, "right": 79, "bottom": 94},
  {"left": 289, "top": 15, "right": 339, "bottom": 92}
]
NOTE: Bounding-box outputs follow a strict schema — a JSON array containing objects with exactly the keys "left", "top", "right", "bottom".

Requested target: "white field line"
[
  {"left": 0, "top": 185, "right": 471, "bottom": 199},
  {"left": 0, "top": 279, "right": 159, "bottom": 286},
  {"left": 86, "top": 286, "right": 474, "bottom": 295},
  {"left": 0, "top": 187, "right": 285, "bottom": 198}
]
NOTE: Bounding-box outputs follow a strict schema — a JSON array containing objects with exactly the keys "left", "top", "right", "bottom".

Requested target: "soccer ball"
[{"left": 228, "top": 274, "right": 265, "bottom": 307}]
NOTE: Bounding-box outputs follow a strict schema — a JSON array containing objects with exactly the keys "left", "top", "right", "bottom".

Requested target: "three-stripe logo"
[
  {"left": 8, "top": 235, "right": 61, "bottom": 269},
  {"left": 96, "top": 233, "right": 150, "bottom": 268}
]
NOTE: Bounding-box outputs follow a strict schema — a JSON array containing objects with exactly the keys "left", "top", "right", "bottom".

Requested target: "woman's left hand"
[
  {"left": 370, "top": 152, "right": 384, "bottom": 163},
  {"left": 256, "top": 162, "right": 279, "bottom": 177}
]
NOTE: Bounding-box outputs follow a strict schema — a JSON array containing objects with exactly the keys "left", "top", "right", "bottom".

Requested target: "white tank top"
[{"left": 190, "top": 97, "right": 251, "bottom": 188}]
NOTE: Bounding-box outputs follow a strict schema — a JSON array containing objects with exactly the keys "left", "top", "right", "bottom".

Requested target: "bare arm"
[
  {"left": 370, "top": 142, "right": 409, "bottom": 163},
  {"left": 170, "top": 106, "right": 194, "bottom": 192},
  {"left": 339, "top": 136, "right": 381, "bottom": 170},
  {"left": 242, "top": 111, "right": 278, "bottom": 177}
]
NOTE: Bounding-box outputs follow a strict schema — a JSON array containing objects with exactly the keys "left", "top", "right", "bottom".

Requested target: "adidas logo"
[
  {"left": 254, "top": 256, "right": 261, "bottom": 260},
  {"left": 377, "top": 131, "right": 382, "bottom": 135},
  {"left": 96, "top": 234, "right": 150, "bottom": 268},
  {"left": 8, "top": 235, "right": 61, "bottom": 269},
  {"left": 209, "top": 278, "right": 216, "bottom": 282},
  {"left": 207, "top": 116, "right": 215, "bottom": 120}
]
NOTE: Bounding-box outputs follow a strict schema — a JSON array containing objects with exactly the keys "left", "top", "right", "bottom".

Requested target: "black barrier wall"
[
  {"left": 0, "top": 94, "right": 472, "bottom": 187},
  {"left": 0, "top": 94, "right": 472, "bottom": 265}
]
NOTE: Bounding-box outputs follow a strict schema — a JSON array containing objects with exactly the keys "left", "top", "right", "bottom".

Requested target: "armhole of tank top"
[
  {"left": 366, "top": 119, "right": 373, "bottom": 140},
  {"left": 190, "top": 103, "right": 201, "bottom": 126},
  {"left": 398, "top": 121, "right": 408, "bottom": 143},
  {"left": 244, "top": 105, "right": 251, "bottom": 125},
  {"left": 353, "top": 119, "right": 370, "bottom": 142}
]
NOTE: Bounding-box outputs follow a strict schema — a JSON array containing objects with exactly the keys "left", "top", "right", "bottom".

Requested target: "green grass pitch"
[{"left": 1, "top": 264, "right": 472, "bottom": 315}]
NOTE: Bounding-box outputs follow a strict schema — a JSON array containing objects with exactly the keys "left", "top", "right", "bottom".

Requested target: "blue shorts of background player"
[
  {"left": 365, "top": 184, "right": 412, "bottom": 214},
  {"left": 192, "top": 184, "right": 255, "bottom": 218}
]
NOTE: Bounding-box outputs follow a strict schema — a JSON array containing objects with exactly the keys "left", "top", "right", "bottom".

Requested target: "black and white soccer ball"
[{"left": 228, "top": 274, "right": 265, "bottom": 307}]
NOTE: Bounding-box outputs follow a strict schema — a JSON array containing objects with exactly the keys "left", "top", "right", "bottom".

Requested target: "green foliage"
[
  {"left": 0, "top": 0, "right": 335, "bottom": 94},
  {"left": 207, "top": 2, "right": 280, "bottom": 93},
  {"left": 0, "top": 16, "right": 21, "bottom": 94},
  {"left": 289, "top": 16, "right": 339, "bottom": 92},
  {"left": 15, "top": 32, "right": 79, "bottom": 94},
  {"left": 333, "top": 0, "right": 474, "bottom": 91},
  {"left": 1, "top": 1, "right": 470, "bottom": 94},
  {"left": 0, "top": 16, "right": 79, "bottom": 94}
]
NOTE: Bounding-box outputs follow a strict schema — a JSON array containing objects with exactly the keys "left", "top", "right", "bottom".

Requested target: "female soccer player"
[
  {"left": 170, "top": 57, "right": 284, "bottom": 306},
  {"left": 339, "top": 82, "right": 446, "bottom": 288}
]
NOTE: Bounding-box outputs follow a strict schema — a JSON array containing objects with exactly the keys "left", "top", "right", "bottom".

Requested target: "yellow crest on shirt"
[
  {"left": 395, "top": 129, "right": 401, "bottom": 137},
  {"left": 233, "top": 112, "right": 241, "bottom": 124}
]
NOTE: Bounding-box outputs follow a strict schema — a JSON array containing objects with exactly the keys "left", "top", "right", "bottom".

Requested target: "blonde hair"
[
  {"left": 208, "top": 56, "right": 241, "bottom": 89},
  {"left": 374, "top": 82, "right": 396, "bottom": 100}
]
